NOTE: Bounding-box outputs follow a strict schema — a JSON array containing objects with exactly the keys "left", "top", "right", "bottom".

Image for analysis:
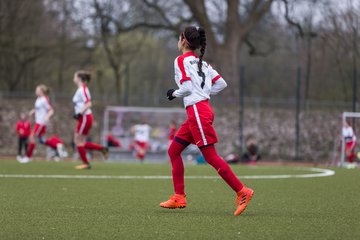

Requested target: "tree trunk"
[{"left": 211, "top": 40, "right": 242, "bottom": 98}]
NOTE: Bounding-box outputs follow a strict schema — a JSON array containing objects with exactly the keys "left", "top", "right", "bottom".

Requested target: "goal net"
[
  {"left": 335, "top": 112, "right": 360, "bottom": 167},
  {"left": 102, "top": 106, "right": 199, "bottom": 162}
]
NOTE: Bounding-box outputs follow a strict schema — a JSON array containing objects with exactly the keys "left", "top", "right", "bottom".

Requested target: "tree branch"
[
  {"left": 183, "top": 0, "right": 217, "bottom": 47},
  {"left": 282, "top": 0, "right": 304, "bottom": 38},
  {"left": 244, "top": 37, "right": 275, "bottom": 57},
  {"left": 241, "top": 0, "right": 274, "bottom": 37},
  {"left": 222, "top": 0, "right": 241, "bottom": 45}
]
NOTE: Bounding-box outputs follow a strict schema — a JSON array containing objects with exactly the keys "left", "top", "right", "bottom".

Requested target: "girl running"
[
  {"left": 342, "top": 120, "right": 357, "bottom": 163},
  {"left": 23, "top": 85, "right": 64, "bottom": 163},
  {"left": 72, "top": 70, "right": 108, "bottom": 170},
  {"left": 131, "top": 122, "right": 151, "bottom": 161},
  {"left": 160, "top": 26, "right": 254, "bottom": 216}
]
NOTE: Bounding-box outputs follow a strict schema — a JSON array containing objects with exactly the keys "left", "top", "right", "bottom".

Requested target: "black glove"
[
  {"left": 167, "top": 89, "right": 176, "bottom": 101},
  {"left": 73, "top": 113, "right": 82, "bottom": 120}
]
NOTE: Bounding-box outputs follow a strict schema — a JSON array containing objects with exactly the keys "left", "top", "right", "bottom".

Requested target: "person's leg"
[
  {"left": 168, "top": 138, "right": 188, "bottom": 195},
  {"left": 24, "top": 137, "right": 28, "bottom": 153},
  {"left": 79, "top": 114, "right": 108, "bottom": 159},
  {"left": 201, "top": 144, "right": 253, "bottom": 216},
  {"left": 160, "top": 120, "right": 193, "bottom": 209},
  {"left": 27, "top": 124, "right": 46, "bottom": 158},
  {"left": 26, "top": 135, "right": 36, "bottom": 158},
  {"left": 44, "top": 136, "right": 64, "bottom": 150},
  {"left": 18, "top": 137, "right": 23, "bottom": 156},
  {"left": 200, "top": 145, "right": 243, "bottom": 193},
  {"left": 75, "top": 133, "right": 89, "bottom": 165},
  {"left": 84, "top": 142, "right": 104, "bottom": 151},
  {"left": 346, "top": 146, "right": 353, "bottom": 163}
]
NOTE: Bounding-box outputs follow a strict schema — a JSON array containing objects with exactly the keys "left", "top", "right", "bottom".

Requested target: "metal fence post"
[
  {"left": 295, "top": 67, "right": 301, "bottom": 160},
  {"left": 239, "top": 65, "right": 245, "bottom": 156}
]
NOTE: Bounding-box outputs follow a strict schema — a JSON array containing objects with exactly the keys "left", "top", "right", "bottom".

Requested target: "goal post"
[
  {"left": 340, "top": 112, "right": 360, "bottom": 167},
  {"left": 102, "top": 106, "right": 199, "bottom": 162}
]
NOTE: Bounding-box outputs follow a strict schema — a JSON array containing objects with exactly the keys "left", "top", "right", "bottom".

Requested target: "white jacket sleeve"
[
  {"left": 173, "top": 81, "right": 193, "bottom": 98},
  {"left": 210, "top": 78, "right": 227, "bottom": 95}
]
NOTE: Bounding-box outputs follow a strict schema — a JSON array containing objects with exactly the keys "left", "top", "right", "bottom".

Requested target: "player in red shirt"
[
  {"left": 16, "top": 113, "right": 31, "bottom": 161},
  {"left": 72, "top": 70, "right": 108, "bottom": 170},
  {"left": 160, "top": 26, "right": 253, "bottom": 216}
]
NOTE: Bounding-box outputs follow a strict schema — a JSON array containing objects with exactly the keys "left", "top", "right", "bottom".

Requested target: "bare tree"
[
  {"left": 85, "top": 0, "right": 274, "bottom": 96},
  {"left": 92, "top": 0, "right": 145, "bottom": 103},
  {"left": 282, "top": 0, "right": 319, "bottom": 101},
  {"left": 0, "top": 0, "right": 49, "bottom": 91}
]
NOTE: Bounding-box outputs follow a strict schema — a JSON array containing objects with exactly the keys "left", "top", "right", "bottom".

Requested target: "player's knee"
[{"left": 168, "top": 145, "right": 181, "bottom": 158}]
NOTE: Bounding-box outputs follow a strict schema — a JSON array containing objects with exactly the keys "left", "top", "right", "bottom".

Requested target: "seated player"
[
  {"left": 45, "top": 135, "right": 67, "bottom": 161},
  {"left": 342, "top": 120, "right": 357, "bottom": 163},
  {"left": 15, "top": 112, "right": 31, "bottom": 162},
  {"left": 130, "top": 121, "right": 151, "bottom": 161},
  {"left": 241, "top": 136, "right": 261, "bottom": 164},
  {"left": 106, "top": 133, "right": 122, "bottom": 148}
]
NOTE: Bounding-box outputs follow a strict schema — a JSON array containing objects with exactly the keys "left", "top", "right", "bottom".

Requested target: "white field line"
[{"left": 0, "top": 167, "right": 335, "bottom": 180}]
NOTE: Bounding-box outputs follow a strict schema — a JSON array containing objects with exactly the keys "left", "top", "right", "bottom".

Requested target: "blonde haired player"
[
  {"left": 72, "top": 70, "right": 108, "bottom": 170},
  {"left": 160, "top": 26, "right": 253, "bottom": 216},
  {"left": 22, "top": 85, "right": 65, "bottom": 163}
]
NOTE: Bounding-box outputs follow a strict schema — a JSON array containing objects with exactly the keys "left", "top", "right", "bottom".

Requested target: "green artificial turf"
[{"left": 0, "top": 160, "right": 359, "bottom": 240}]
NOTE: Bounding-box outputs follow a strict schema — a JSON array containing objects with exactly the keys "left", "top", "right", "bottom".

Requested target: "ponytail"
[
  {"left": 182, "top": 26, "right": 207, "bottom": 88},
  {"left": 197, "top": 27, "right": 206, "bottom": 88},
  {"left": 37, "top": 84, "right": 50, "bottom": 96}
]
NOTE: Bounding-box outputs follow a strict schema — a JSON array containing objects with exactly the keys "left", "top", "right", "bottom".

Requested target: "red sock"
[
  {"left": 77, "top": 146, "right": 89, "bottom": 164},
  {"left": 349, "top": 153, "right": 356, "bottom": 163},
  {"left": 168, "top": 141, "right": 187, "bottom": 195},
  {"left": 85, "top": 142, "right": 103, "bottom": 151},
  {"left": 27, "top": 142, "right": 36, "bottom": 158},
  {"left": 137, "top": 151, "right": 145, "bottom": 160},
  {"left": 200, "top": 145, "right": 243, "bottom": 193}
]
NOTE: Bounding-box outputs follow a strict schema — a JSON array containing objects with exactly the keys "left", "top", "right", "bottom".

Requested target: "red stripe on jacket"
[{"left": 82, "top": 84, "right": 90, "bottom": 103}]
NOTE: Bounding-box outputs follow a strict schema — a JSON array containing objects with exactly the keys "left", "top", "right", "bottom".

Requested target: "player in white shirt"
[
  {"left": 22, "top": 85, "right": 64, "bottom": 163},
  {"left": 72, "top": 70, "right": 108, "bottom": 170},
  {"left": 160, "top": 26, "right": 253, "bottom": 216},
  {"left": 342, "top": 120, "right": 357, "bottom": 163},
  {"left": 131, "top": 123, "right": 151, "bottom": 161}
]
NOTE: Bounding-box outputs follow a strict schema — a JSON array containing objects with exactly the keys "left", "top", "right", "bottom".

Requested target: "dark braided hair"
[
  {"left": 76, "top": 70, "right": 91, "bottom": 83},
  {"left": 182, "top": 26, "right": 207, "bottom": 88}
]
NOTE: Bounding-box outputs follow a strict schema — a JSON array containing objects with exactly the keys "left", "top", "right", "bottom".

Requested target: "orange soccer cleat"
[
  {"left": 160, "top": 194, "right": 187, "bottom": 209},
  {"left": 234, "top": 187, "right": 254, "bottom": 216},
  {"left": 75, "top": 164, "right": 91, "bottom": 170}
]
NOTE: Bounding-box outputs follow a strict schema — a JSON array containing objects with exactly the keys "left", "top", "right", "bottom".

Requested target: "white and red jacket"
[
  {"left": 133, "top": 124, "right": 151, "bottom": 143},
  {"left": 173, "top": 51, "right": 227, "bottom": 108},
  {"left": 73, "top": 84, "right": 92, "bottom": 115},
  {"left": 34, "top": 96, "right": 52, "bottom": 125},
  {"left": 342, "top": 126, "right": 356, "bottom": 143}
]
